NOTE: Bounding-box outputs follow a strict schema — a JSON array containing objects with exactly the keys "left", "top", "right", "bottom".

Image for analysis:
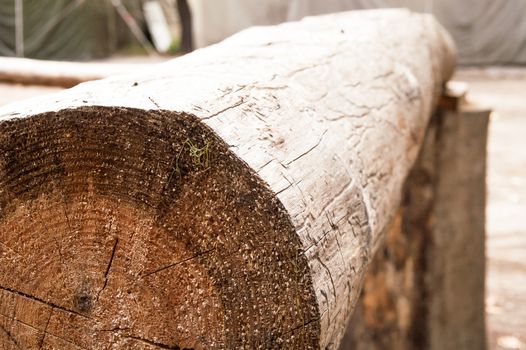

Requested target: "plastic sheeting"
[
  {"left": 190, "top": 0, "right": 526, "bottom": 65},
  {"left": 432, "top": 0, "right": 526, "bottom": 65},
  {"left": 2, "top": 0, "right": 525, "bottom": 64},
  {"left": 0, "top": 0, "right": 143, "bottom": 60}
]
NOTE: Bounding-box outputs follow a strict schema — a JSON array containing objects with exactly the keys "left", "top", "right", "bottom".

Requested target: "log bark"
[{"left": 0, "top": 9, "right": 455, "bottom": 349}]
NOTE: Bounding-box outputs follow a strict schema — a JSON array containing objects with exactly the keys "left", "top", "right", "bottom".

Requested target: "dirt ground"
[{"left": 0, "top": 67, "right": 525, "bottom": 349}]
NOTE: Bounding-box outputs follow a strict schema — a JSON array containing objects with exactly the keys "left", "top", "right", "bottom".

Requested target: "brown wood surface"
[{"left": 0, "top": 9, "right": 455, "bottom": 349}]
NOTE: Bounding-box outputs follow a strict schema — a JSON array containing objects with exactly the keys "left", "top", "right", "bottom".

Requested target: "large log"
[{"left": 0, "top": 9, "right": 455, "bottom": 349}]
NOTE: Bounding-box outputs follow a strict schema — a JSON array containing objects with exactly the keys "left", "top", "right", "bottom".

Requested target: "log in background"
[{"left": 0, "top": 9, "right": 455, "bottom": 349}]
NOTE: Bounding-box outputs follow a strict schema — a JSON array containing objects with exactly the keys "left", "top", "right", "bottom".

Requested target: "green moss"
[
  {"left": 175, "top": 138, "right": 211, "bottom": 175},
  {"left": 186, "top": 139, "right": 210, "bottom": 168}
]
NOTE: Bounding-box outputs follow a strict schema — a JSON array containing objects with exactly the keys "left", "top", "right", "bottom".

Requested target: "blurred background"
[
  {"left": 1, "top": 0, "right": 526, "bottom": 64},
  {"left": 0, "top": 1, "right": 525, "bottom": 349}
]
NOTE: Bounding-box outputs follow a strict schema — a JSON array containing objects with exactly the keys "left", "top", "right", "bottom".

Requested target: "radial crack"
[
  {"left": 0, "top": 324, "right": 22, "bottom": 350},
  {"left": 0, "top": 285, "right": 89, "bottom": 319},
  {"left": 38, "top": 309, "right": 53, "bottom": 350},
  {"left": 97, "top": 238, "right": 119, "bottom": 301},
  {"left": 142, "top": 247, "right": 216, "bottom": 277}
]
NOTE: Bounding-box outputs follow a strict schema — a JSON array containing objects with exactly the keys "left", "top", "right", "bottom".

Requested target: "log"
[
  {"left": 0, "top": 9, "right": 455, "bottom": 350},
  {"left": 0, "top": 57, "right": 156, "bottom": 88}
]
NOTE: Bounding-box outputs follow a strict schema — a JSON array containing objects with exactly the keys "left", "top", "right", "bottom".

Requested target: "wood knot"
[{"left": 74, "top": 287, "right": 93, "bottom": 313}]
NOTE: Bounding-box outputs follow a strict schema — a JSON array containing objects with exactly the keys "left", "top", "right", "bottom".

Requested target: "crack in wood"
[
  {"left": 41, "top": 329, "right": 90, "bottom": 350},
  {"left": 255, "top": 159, "right": 273, "bottom": 172},
  {"left": 316, "top": 256, "right": 337, "bottom": 301},
  {"left": 142, "top": 247, "right": 216, "bottom": 277},
  {"left": 104, "top": 238, "right": 118, "bottom": 281},
  {"left": 148, "top": 96, "right": 161, "bottom": 109},
  {"left": 0, "top": 311, "right": 33, "bottom": 330},
  {"left": 0, "top": 285, "right": 89, "bottom": 319},
  {"left": 285, "top": 130, "right": 327, "bottom": 166},
  {"left": 201, "top": 98, "right": 245, "bottom": 120},
  {"left": 320, "top": 289, "right": 331, "bottom": 323},
  {"left": 263, "top": 315, "right": 321, "bottom": 346},
  {"left": 275, "top": 182, "right": 293, "bottom": 196},
  {"left": 303, "top": 227, "right": 333, "bottom": 254},
  {"left": 0, "top": 308, "right": 97, "bottom": 350},
  {"left": 0, "top": 323, "right": 22, "bottom": 350},
  {"left": 98, "top": 326, "right": 131, "bottom": 333},
  {"left": 96, "top": 238, "right": 118, "bottom": 301},
  {"left": 38, "top": 309, "right": 53, "bottom": 350}
]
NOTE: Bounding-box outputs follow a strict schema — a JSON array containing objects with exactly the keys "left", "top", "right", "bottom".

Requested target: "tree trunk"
[{"left": 0, "top": 9, "right": 455, "bottom": 349}]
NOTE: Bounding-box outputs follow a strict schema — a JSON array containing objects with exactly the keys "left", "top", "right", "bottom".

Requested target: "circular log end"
[{"left": 0, "top": 107, "right": 319, "bottom": 349}]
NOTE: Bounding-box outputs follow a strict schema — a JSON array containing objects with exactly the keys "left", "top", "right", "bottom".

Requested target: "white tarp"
[{"left": 189, "top": 0, "right": 526, "bottom": 65}]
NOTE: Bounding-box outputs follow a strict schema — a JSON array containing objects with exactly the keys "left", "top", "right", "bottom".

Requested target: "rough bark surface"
[
  {"left": 341, "top": 90, "right": 489, "bottom": 350},
  {"left": 0, "top": 9, "right": 455, "bottom": 349}
]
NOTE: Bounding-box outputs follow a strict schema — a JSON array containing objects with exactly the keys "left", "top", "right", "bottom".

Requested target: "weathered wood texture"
[
  {"left": 341, "top": 87, "right": 489, "bottom": 349},
  {"left": 0, "top": 10, "right": 455, "bottom": 349}
]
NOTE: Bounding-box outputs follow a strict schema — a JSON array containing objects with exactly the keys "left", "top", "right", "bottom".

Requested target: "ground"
[{"left": 0, "top": 67, "right": 525, "bottom": 349}]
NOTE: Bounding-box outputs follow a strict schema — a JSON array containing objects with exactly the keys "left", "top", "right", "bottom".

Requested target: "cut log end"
[{"left": 0, "top": 107, "right": 319, "bottom": 349}]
